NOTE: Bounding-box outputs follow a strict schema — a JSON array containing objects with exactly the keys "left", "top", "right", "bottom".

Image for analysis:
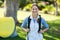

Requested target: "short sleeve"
[
  {"left": 21, "top": 17, "right": 28, "bottom": 28},
  {"left": 41, "top": 18, "right": 49, "bottom": 29}
]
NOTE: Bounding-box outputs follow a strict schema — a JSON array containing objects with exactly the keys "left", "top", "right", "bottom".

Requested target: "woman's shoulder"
[
  {"left": 24, "top": 16, "right": 31, "bottom": 20},
  {"left": 24, "top": 17, "right": 28, "bottom": 21},
  {"left": 41, "top": 17, "right": 46, "bottom": 22}
]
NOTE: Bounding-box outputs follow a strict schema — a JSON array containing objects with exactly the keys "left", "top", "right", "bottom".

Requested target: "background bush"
[{"left": 23, "top": 4, "right": 32, "bottom": 11}]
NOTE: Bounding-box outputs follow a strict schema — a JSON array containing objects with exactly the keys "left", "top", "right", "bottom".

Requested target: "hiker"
[{"left": 21, "top": 3, "right": 49, "bottom": 40}]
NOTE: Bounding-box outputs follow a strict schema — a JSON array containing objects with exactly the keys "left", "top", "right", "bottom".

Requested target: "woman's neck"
[{"left": 32, "top": 14, "right": 38, "bottom": 19}]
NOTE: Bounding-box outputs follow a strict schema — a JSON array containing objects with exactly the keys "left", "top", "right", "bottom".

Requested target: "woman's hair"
[{"left": 31, "top": 3, "right": 39, "bottom": 9}]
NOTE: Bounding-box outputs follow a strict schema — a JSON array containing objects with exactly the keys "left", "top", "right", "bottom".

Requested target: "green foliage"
[
  {"left": 38, "top": 2, "right": 46, "bottom": 10},
  {"left": 26, "top": 0, "right": 32, "bottom": 4},
  {"left": 19, "top": 0, "right": 27, "bottom": 9},
  {"left": 23, "top": 4, "right": 32, "bottom": 11},
  {"left": 1, "top": 3, "right": 4, "bottom": 7},
  {"left": 42, "top": 5, "right": 55, "bottom": 14},
  {"left": 58, "top": 10, "right": 60, "bottom": 15},
  {"left": 0, "top": 0, "right": 3, "bottom": 7},
  {"left": 0, "top": 0, "right": 4, "bottom": 7},
  {"left": 57, "top": 0, "right": 60, "bottom": 5},
  {"left": 0, "top": 0, "right": 4, "bottom": 2}
]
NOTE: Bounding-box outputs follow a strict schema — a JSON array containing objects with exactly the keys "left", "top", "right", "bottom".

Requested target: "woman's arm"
[
  {"left": 39, "top": 18, "right": 49, "bottom": 33},
  {"left": 21, "top": 17, "right": 30, "bottom": 32},
  {"left": 40, "top": 28, "right": 48, "bottom": 33},
  {"left": 22, "top": 28, "right": 30, "bottom": 32}
]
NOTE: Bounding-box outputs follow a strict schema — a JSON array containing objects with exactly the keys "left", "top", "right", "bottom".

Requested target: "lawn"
[{"left": 0, "top": 8, "right": 60, "bottom": 40}]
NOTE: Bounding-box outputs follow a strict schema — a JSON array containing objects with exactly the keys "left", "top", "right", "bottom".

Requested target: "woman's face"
[{"left": 31, "top": 6, "right": 39, "bottom": 15}]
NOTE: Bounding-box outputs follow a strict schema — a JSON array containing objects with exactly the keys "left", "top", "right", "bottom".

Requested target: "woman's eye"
[
  {"left": 33, "top": 8, "right": 37, "bottom": 10},
  {"left": 32, "top": 8, "right": 34, "bottom": 10}
]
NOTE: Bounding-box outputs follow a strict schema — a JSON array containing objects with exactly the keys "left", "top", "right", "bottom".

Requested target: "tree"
[
  {"left": 4, "top": 0, "right": 19, "bottom": 37},
  {"left": 19, "top": 0, "right": 27, "bottom": 9},
  {"left": 54, "top": 0, "right": 59, "bottom": 16},
  {"left": 4, "top": 0, "right": 19, "bottom": 24}
]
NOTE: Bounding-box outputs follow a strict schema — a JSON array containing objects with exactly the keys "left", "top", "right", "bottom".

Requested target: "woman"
[{"left": 21, "top": 3, "right": 49, "bottom": 40}]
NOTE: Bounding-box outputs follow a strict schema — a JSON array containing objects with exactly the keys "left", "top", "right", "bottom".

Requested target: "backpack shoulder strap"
[
  {"left": 28, "top": 15, "right": 41, "bottom": 32},
  {"left": 28, "top": 16, "right": 31, "bottom": 29},
  {"left": 38, "top": 15, "right": 41, "bottom": 32}
]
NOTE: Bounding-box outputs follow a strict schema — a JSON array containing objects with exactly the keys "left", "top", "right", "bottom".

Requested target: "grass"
[
  {"left": 0, "top": 8, "right": 60, "bottom": 40},
  {"left": 43, "top": 19, "right": 60, "bottom": 40},
  {"left": 0, "top": 8, "right": 4, "bottom": 17}
]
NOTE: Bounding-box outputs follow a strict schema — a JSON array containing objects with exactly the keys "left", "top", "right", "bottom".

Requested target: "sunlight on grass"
[
  {"left": 16, "top": 26, "right": 26, "bottom": 39},
  {"left": 17, "top": 10, "right": 31, "bottom": 21},
  {"left": 0, "top": 8, "right": 4, "bottom": 17},
  {"left": 17, "top": 11, "right": 59, "bottom": 22},
  {"left": 0, "top": 8, "right": 59, "bottom": 21},
  {"left": 40, "top": 13, "right": 58, "bottom": 21},
  {"left": 44, "top": 33, "right": 60, "bottom": 40}
]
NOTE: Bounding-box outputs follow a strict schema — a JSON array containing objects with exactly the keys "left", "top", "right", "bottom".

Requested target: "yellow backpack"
[{"left": 0, "top": 17, "right": 15, "bottom": 38}]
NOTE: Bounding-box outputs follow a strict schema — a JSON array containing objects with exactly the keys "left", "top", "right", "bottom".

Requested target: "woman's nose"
[{"left": 33, "top": 10, "right": 37, "bottom": 11}]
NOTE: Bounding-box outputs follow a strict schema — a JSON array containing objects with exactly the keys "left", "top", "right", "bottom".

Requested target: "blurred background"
[{"left": 0, "top": 0, "right": 60, "bottom": 40}]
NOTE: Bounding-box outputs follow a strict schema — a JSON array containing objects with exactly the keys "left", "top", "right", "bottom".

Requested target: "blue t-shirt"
[{"left": 21, "top": 17, "right": 49, "bottom": 29}]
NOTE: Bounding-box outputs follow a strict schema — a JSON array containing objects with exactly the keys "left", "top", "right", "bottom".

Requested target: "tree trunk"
[
  {"left": 4, "top": 0, "right": 19, "bottom": 37},
  {"left": 4, "top": 0, "right": 18, "bottom": 24},
  {"left": 55, "top": 0, "right": 59, "bottom": 16}
]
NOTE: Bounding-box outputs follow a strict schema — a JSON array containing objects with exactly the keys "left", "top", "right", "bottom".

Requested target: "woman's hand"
[
  {"left": 39, "top": 28, "right": 49, "bottom": 33},
  {"left": 22, "top": 28, "right": 30, "bottom": 32},
  {"left": 24, "top": 28, "right": 30, "bottom": 32},
  {"left": 39, "top": 30, "right": 44, "bottom": 33}
]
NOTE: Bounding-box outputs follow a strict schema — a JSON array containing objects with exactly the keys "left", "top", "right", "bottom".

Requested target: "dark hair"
[{"left": 31, "top": 3, "right": 39, "bottom": 9}]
